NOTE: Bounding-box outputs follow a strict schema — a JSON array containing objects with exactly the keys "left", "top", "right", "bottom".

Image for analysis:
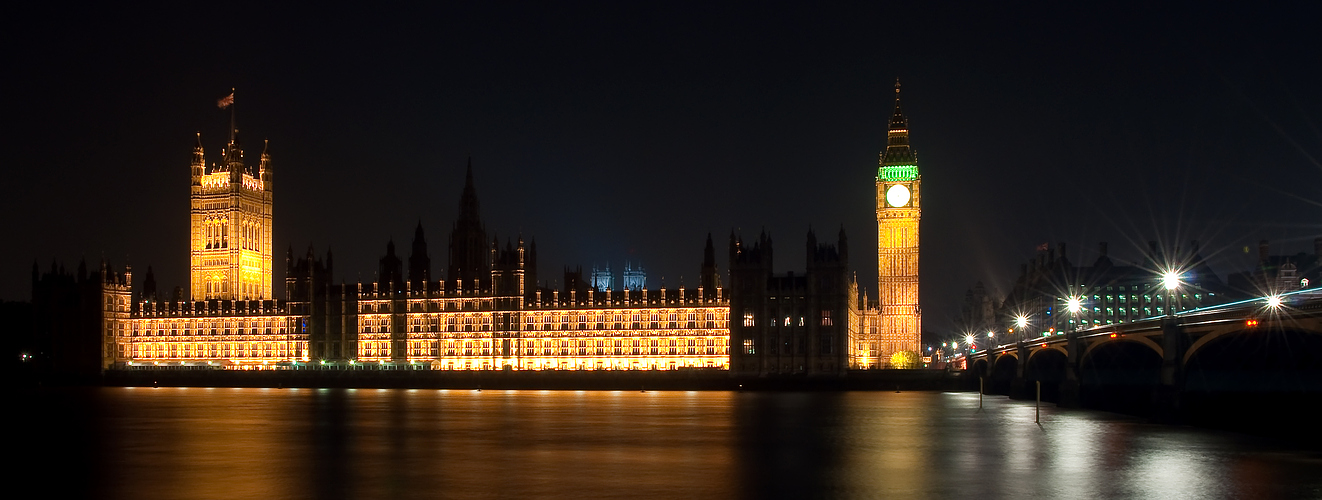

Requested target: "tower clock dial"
[{"left": 886, "top": 183, "right": 911, "bottom": 207}]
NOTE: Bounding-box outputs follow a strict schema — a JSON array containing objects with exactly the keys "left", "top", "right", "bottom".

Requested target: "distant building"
[
  {"left": 1226, "top": 238, "right": 1322, "bottom": 297},
  {"left": 589, "top": 263, "right": 613, "bottom": 292},
  {"left": 622, "top": 262, "right": 646, "bottom": 291},
  {"left": 978, "top": 240, "right": 1228, "bottom": 340}
]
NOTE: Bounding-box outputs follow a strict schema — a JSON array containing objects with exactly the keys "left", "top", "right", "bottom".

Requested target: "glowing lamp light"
[
  {"left": 1162, "top": 271, "right": 1181, "bottom": 291},
  {"left": 964, "top": 334, "right": 975, "bottom": 346},
  {"left": 1066, "top": 296, "right": 1083, "bottom": 314},
  {"left": 986, "top": 332, "right": 994, "bottom": 338},
  {"left": 1015, "top": 315, "right": 1028, "bottom": 329},
  {"left": 1266, "top": 295, "right": 1283, "bottom": 309}
]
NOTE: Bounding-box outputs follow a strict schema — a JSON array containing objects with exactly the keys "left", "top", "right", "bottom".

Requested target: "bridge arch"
[
  {"left": 1180, "top": 321, "right": 1322, "bottom": 441},
  {"left": 1183, "top": 322, "right": 1271, "bottom": 366},
  {"left": 969, "top": 358, "right": 989, "bottom": 378},
  {"left": 988, "top": 353, "right": 1018, "bottom": 395},
  {"left": 1030, "top": 345, "right": 1067, "bottom": 359},
  {"left": 1024, "top": 347, "right": 1068, "bottom": 402},
  {"left": 1184, "top": 326, "right": 1322, "bottom": 392},
  {"left": 1082, "top": 335, "right": 1162, "bottom": 361},
  {"left": 1080, "top": 340, "right": 1161, "bottom": 414}
]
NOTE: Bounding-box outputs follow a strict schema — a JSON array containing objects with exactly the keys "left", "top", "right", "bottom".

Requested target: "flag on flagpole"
[{"left": 217, "top": 92, "right": 234, "bottom": 109}]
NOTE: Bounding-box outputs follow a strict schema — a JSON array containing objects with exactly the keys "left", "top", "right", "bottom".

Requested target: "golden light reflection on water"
[{"left": 13, "top": 388, "right": 1322, "bottom": 499}]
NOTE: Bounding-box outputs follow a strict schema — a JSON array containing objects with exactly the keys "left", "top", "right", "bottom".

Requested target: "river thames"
[{"left": 14, "top": 387, "right": 1321, "bottom": 499}]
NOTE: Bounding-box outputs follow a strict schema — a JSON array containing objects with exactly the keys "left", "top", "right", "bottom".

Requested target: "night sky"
[{"left": 5, "top": 2, "right": 1320, "bottom": 331}]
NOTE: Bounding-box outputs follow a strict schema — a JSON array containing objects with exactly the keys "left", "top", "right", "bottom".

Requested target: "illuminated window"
[
  {"left": 743, "top": 339, "right": 755, "bottom": 355},
  {"left": 742, "top": 311, "right": 754, "bottom": 327},
  {"left": 821, "top": 310, "right": 833, "bottom": 326}
]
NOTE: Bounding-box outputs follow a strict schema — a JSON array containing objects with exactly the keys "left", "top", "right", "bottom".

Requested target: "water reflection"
[{"left": 12, "top": 388, "right": 1322, "bottom": 499}]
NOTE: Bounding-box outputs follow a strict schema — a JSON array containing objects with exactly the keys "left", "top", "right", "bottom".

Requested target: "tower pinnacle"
[
  {"left": 890, "top": 79, "right": 908, "bottom": 131},
  {"left": 880, "top": 79, "right": 916, "bottom": 176}
]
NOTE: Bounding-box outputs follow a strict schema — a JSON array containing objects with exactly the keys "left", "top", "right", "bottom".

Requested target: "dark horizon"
[{"left": 5, "top": 2, "right": 1320, "bottom": 331}]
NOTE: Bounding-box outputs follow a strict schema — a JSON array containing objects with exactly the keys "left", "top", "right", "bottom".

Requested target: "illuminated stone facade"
[
  {"left": 76, "top": 95, "right": 935, "bottom": 373},
  {"left": 189, "top": 124, "right": 274, "bottom": 301},
  {"left": 97, "top": 137, "right": 729, "bottom": 370},
  {"left": 859, "top": 81, "right": 922, "bottom": 367}
]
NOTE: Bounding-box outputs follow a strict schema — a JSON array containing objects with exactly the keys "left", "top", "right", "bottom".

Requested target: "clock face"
[{"left": 886, "top": 184, "right": 911, "bottom": 207}]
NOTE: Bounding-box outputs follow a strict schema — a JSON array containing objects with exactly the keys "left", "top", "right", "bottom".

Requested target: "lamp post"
[{"left": 1015, "top": 315, "right": 1029, "bottom": 342}]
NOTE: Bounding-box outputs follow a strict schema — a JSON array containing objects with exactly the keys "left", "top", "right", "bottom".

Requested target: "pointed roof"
[
  {"left": 458, "top": 157, "right": 480, "bottom": 223},
  {"left": 413, "top": 219, "right": 426, "bottom": 242},
  {"left": 888, "top": 79, "right": 908, "bottom": 131},
  {"left": 879, "top": 79, "right": 918, "bottom": 177}
]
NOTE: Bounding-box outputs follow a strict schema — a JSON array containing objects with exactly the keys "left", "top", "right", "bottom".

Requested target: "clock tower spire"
[{"left": 874, "top": 79, "right": 921, "bottom": 366}]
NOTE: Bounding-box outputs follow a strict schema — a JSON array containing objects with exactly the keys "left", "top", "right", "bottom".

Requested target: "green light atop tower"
[{"left": 879, "top": 164, "right": 918, "bottom": 182}]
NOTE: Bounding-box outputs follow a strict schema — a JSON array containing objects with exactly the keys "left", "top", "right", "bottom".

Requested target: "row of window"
[
  {"left": 124, "top": 341, "right": 306, "bottom": 359},
  {"left": 740, "top": 336, "right": 836, "bottom": 355},
  {"left": 360, "top": 338, "right": 728, "bottom": 358},
  {"left": 740, "top": 310, "right": 834, "bottom": 327},
  {"left": 131, "top": 328, "right": 289, "bottom": 337}
]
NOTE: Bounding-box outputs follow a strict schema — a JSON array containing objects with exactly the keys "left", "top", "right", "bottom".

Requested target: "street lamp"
[{"left": 1015, "top": 315, "right": 1029, "bottom": 341}]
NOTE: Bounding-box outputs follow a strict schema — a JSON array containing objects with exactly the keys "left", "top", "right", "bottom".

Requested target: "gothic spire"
[
  {"left": 889, "top": 79, "right": 908, "bottom": 131},
  {"left": 879, "top": 79, "right": 917, "bottom": 173},
  {"left": 459, "top": 157, "right": 480, "bottom": 223},
  {"left": 192, "top": 132, "right": 206, "bottom": 177},
  {"left": 449, "top": 157, "right": 489, "bottom": 289}
]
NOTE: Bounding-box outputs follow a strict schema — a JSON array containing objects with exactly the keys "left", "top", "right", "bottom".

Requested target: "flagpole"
[{"left": 229, "top": 87, "right": 236, "bottom": 143}]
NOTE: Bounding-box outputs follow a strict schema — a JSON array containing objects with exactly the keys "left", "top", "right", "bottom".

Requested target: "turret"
[
  {"left": 260, "top": 139, "right": 273, "bottom": 191},
  {"left": 409, "top": 221, "right": 431, "bottom": 291},
  {"left": 700, "top": 233, "right": 718, "bottom": 291},
  {"left": 142, "top": 266, "right": 157, "bottom": 303},
  {"left": 379, "top": 239, "right": 404, "bottom": 293},
  {"left": 837, "top": 225, "right": 848, "bottom": 263},
  {"left": 191, "top": 132, "right": 205, "bottom": 184},
  {"left": 806, "top": 226, "right": 817, "bottom": 268}
]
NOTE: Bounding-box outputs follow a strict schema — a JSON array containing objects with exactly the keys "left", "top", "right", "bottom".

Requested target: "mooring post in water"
[
  {"left": 979, "top": 377, "right": 984, "bottom": 409},
  {"left": 1035, "top": 380, "right": 1041, "bottom": 423}
]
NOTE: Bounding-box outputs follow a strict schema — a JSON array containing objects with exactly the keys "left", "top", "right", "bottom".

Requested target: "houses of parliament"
[{"left": 36, "top": 88, "right": 924, "bottom": 375}]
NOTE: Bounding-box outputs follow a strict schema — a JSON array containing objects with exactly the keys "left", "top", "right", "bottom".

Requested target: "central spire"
[
  {"left": 449, "top": 157, "right": 490, "bottom": 290},
  {"left": 458, "top": 158, "right": 480, "bottom": 223}
]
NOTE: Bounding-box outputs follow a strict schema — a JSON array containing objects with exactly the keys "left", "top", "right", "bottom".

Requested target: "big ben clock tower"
[{"left": 876, "top": 80, "right": 921, "bottom": 360}]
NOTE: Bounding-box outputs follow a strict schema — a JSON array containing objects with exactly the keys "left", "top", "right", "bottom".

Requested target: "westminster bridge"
[{"left": 957, "top": 289, "right": 1322, "bottom": 424}]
